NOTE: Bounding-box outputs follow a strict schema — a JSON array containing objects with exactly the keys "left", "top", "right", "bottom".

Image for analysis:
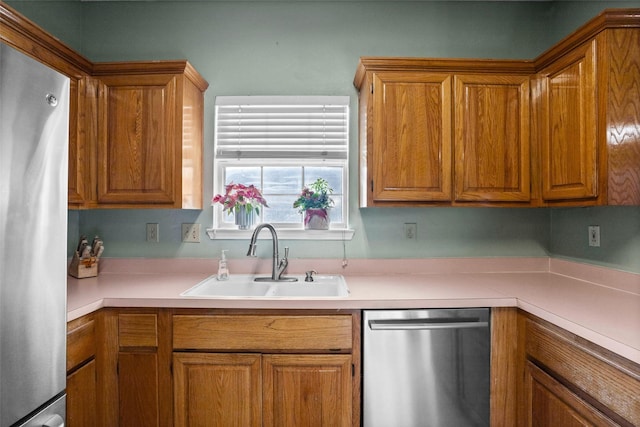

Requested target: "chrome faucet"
[{"left": 247, "top": 223, "right": 297, "bottom": 282}]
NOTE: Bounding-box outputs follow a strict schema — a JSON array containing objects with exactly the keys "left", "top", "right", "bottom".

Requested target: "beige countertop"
[{"left": 67, "top": 257, "right": 640, "bottom": 364}]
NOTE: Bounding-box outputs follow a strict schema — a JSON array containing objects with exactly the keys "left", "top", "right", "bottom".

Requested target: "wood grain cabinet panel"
[
  {"left": 96, "top": 309, "right": 172, "bottom": 427},
  {"left": 369, "top": 71, "right": 453, "bottom": 203},
  {"left": 66, "top": 314, "right": 98, "bottom": 427},
  {"left": 172, "top": 311, "right": 360, "bottom": 427},
  {"left": 454, "top": 74, "right": 530, "bottom": 202},
  {"left": 67, "top": 359, "right": 98, "bottom": 427},
  {"left": 173, "top": 314, "right": 353, "bottom": 351},
  {"left": 99, "top": 75, "right": 176, "bottom": 205},
  {"left": 118, "top": 352, "right": 161, "bottom": 427},
  {"left": 520, "top": 313, "right": 640, "bottom": 427},
  {"left": 354, "top": 58, "right": 534, "bottom": 207},
  {"left": 355, "top": 11, "right": 640, "bottom": 208},
  {"left": 118, "top": 313, "right": 158, "bottom": 348},
  {"left": 93, "top": 62, "right": 207, "bottom": 209},
  {"left": 603, "top": 28, "right": 640, "bottom": 205},
  {"left": 535, "top": 23, "right": 640, "bottom": 206},
  {"left": 537, "top": 40, "right": 598, "bottom": 202},
  {"left": 263, "top": 354, "right": 352, "bottom": 427},
  {"left": 173, "top": 353, "right": 262, "bottom": 427},
  {"left": 526, "top": 361, "right": 618, "bottom": 427}
]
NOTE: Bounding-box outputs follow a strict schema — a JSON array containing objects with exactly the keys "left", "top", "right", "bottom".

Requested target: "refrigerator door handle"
[
  {"left": 42, "top": 414, "right": 64, "bottom": 427},
  {"left": 368, "top": 318, "right": 488, "bottom": 330}
]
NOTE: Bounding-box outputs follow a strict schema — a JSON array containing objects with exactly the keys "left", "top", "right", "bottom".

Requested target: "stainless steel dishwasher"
[{"left": 363, "top": 308, "right": 490, "bottom": 427}]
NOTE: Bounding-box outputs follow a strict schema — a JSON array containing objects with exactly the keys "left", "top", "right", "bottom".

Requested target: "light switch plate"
[{"left": 588, "top": 225, "right": 600, "bottom": 247}]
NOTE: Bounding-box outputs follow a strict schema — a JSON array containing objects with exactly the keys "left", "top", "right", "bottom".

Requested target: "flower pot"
[
  {"left": 304, "top": 208, "right": 330, "bottom": 230},
  {"left": 235, "top": 205, "right": 256, "bottom": 230}
]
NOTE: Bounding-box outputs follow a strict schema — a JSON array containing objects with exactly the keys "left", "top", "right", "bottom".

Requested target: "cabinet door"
[
  {"left": 539, "top": 40, "right": 597, "bottom": 201},
  {"left": 67, "top": 315, "right": 97, "bottom": 427},
  {"left": 67, "top": 359, "right": 97, "bottom": 427},
  {"left": 173, "top": 353, "right": 262, "bottom": 427},
  {"left": 96, "top": 74, "right": 178, "bottom": 205},
  {"left": 263, "top": 354, "right": 352, "bottom": 427},
  {"left": 526, "top": 362, "right": 617, "bottom": 427},
  {"left": 370, "top": 72, "right": 452, "bottom": 202},
  {"left": 454, "top": 74, "right": 530, "bottom": 202}
]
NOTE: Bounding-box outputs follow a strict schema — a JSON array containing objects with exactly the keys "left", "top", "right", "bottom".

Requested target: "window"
[{"left": 209, "top": 96, "right": 352, "bottom": 239}]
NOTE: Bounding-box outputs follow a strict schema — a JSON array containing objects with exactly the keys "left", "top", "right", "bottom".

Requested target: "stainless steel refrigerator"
[{"left": 1, "top": 43, "right": 69, "bottom": 426}]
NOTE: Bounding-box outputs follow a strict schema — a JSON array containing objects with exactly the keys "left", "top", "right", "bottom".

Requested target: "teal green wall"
[
  {"left": 549, "top": 207, "right": 640, "bottom": 273},
  {"left": 8, "top": 1, "right": 640, "bottom": 273}
]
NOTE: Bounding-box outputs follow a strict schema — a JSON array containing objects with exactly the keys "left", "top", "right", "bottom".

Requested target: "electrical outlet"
[
  {"left": 588, "top": 225, "right": 600, "bottom": 247},
  {"left": 146, "top": 223, "right": 159, "bottom": 242},
  {"left": 404, "top": 223, "right": 417, "bottom": 240},
  {"left": 182, "top": 223, "right": 201, "bottom": 243}
]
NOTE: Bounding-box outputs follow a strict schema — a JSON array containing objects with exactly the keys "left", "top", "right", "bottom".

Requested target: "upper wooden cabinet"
[
  {"left": 534, "top": 15, "right": 640, "bottom": 206},
  {"left": 454, "top": 74, "right": 530, "bottom": 202},
  {"left": 364, "top": 71, "right": 453, "bottom": 204},
  {"left": 87, "top": 61, "right": 208, "bottom": 209},
  {"left": 1, "top": 3, "right": 208, "bottom": 210},
  {"left": 355, "top": 9, "right": 640, "bottom": 207},
  {"left": 355, "top": 58, "right": 533, "bottom": 207},
  {"left": 0, "top": 3, "right": 95, "bottom": 208},
  {"left": 535, "top": 40, "right": 598, "bottom": 203}
]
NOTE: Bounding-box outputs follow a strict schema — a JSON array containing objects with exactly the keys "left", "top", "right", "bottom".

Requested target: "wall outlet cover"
[
  {"left": 146, "top": 223, "right": 159, "bottom": 242},
  {"left": 182, "top": 223, "right": 201, "bottom": 243},
  {"left": 404, "top": 223, "right": 417, "bottom": 240}
]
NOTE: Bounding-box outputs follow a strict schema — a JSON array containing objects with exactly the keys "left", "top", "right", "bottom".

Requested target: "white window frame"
[{"left": 207, "top": 95, "right": 354, "bottom": 240}]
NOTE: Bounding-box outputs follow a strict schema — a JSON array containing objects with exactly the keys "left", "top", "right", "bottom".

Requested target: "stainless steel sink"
[{"left": 181, "top": 274, "right": 349, "bottom": 298}]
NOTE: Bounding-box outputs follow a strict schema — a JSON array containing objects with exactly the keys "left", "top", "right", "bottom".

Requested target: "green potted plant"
[
  {"left": 293, "top": 178, "right": 334, "bottom": 230},
  {"left": 212, "top": 183, "right": 268, "bottom": 229}
]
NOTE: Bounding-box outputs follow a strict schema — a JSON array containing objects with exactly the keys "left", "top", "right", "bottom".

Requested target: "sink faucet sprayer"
[{"left": 247, "top": 223, "right": 297, "bottom": 282}]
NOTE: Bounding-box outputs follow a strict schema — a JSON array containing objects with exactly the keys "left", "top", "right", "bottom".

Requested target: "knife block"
[{"left": 68, "top": 252, "right": 98, "bottom": 279}]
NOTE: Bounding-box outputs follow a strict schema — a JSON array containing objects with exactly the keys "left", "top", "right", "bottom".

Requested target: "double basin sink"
[{"left": 181, "top": 274, "right": 349, "bottom": 298}]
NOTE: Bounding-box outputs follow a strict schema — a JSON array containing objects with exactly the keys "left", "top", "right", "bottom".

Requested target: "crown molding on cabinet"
[
  {"left": 354, "top": 8, "right": 640, "bottom": 90},
  {"left": 0, "top": 2, "right": 92, "bottom": 78},
  {"left": 534, "top": 8, "right": 640, "bottom": 70},
  {"left": 92, "top": 61, "right": 209, "bottom": 92}
]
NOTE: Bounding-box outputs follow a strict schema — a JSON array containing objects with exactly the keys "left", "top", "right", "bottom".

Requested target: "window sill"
[{"left": 206, "top": 228, "right": 355, "bottom": 241}]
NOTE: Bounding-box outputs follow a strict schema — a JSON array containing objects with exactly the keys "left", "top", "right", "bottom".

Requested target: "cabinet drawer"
[
  {"left": 118, "top": 313, "right": 157, "bottom": 348},
  {"left": 525, "top": 318, "right": 640, "bottom": 425},
  {"left": 173, "top": 315, "right": 352, "bottom": 351},
  {"left": 67, "top": 318, "right": 96, "bottom": 372},
  {"left": 526, "top": 361, "right": 617, "bottom": 426}
]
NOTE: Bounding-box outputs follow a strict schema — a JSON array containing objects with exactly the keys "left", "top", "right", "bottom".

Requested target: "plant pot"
[
  {"left": 304, "top": 208, "right": 330, "bottom": 230},
  {"left": 235, "top": 205, "right": 256, "bottom": 230}
]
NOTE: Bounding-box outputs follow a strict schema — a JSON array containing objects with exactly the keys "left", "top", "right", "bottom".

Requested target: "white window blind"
[{"left": 215, "top": 96, "right": 349, "bottom": 160}]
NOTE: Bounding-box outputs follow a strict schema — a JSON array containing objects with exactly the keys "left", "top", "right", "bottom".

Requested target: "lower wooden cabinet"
[
  {"left": 67, "top": 359, "right": 98, "bottom": 426},
  {"left": 173, "top": 352, "right": 352, "bottom": 427},
  {"left": 263, "top": 354, "right": 352, "bottom": 427},
  {"left": 66, "top": 313, "right": 98, "bottom": 427},
  {"left": 67, "top": 307, "right": 639, "bottom": 427},
  {"left": 526, "top": 361, "right": 618, "bottom": 427},
  {"left": 68, "top": 309, "right": 359, "bottom": 427},
  {"left": 95, "top": 309, "right": 172, "bottom": 427},
  {"left": 172, "top": 311, "right": 359, "bottom": 427},
  {"left": 173, "top": 353, "right": 262, "bottom": 427},
  {"left": 519, "top": 312, "right": 640, "bottom": 427}
]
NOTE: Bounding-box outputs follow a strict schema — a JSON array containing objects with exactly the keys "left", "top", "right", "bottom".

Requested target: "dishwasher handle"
[{"left": 368, "top": 317, "right": 488, "bottom": 331}]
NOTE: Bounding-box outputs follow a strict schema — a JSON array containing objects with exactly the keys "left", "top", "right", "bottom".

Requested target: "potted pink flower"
[{"left": 212, "top": 183, "right": 268, "bottom": 229}]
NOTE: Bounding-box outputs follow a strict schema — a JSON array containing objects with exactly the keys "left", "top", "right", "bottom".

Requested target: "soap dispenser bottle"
[{"left": 217, "top": 250, "right": 229, "bottom": 281}]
